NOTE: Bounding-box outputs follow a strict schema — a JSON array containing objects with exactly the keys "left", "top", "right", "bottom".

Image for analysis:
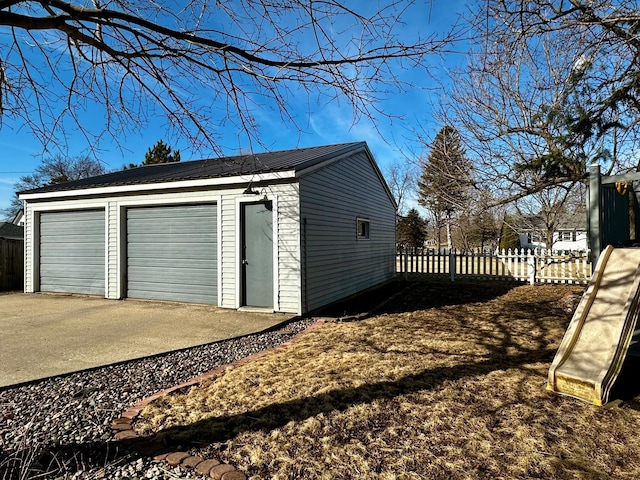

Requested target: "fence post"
[
  {"left": 403, "top": 248, "right": 408, "bottom": 281},
  {"left": 588, "top": 163, "right": 602, "bottom": 265},
  {"left": 528, "top": 249, "right": 536, "bottom": 285},
  {"left": 449, "top": 248, "right": 456, "bottom": 282}
]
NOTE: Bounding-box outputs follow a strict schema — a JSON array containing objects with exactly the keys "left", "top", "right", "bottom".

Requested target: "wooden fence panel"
[
  {"left": 0, "top": 238, "right": 24, "bottom": 291},
  {"left": 397, "top": 248, "right": 592, "bottom": 285}
]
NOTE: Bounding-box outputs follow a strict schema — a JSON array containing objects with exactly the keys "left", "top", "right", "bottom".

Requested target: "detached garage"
[{"left": 20, "top": 142, "right": 396, "bottom": 314}]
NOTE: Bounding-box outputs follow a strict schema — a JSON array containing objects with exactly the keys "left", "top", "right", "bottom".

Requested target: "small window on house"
[
  {"left": 560, "top": 231, "right": 573, "bottom": 241},
  {"left": 357, "top": 218, "right": 370, "bottom": 240}
]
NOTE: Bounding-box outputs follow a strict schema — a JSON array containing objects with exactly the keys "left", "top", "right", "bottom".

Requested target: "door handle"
[{"left": 242, "top": 259, "right": 248, "bottom": 265}]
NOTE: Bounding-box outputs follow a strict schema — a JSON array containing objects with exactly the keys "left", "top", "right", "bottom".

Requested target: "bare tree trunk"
[
  {"left": 446, "top": 211, "right": 453, "bottom": 250},
  {"left": 546, "top": 226, "right": 554, "bottom": 250},
  {"left": 629, "top": 188, "right": 636, "bottom": 242}
]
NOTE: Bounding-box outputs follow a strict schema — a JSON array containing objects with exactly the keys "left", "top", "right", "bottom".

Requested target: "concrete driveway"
[{"left": 0, "top": 292, "right": 295, "bottom": 388}]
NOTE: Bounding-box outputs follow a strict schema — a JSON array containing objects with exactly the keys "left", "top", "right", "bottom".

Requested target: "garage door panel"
[
  {"left": 41, "top": 263, "right": 105, "bottom": 275},
  {"left": 127, "top": 205, "right": 217, "bottom": 304},
  {"left": 40, "top": 275, "right": 104, "bottom": 288},
  {"left": 127, "top": 246, "right": 215, "bottom": 261},
  {"left": 127, "top": 289, "right": 215, "bottom": 304},
  {"left": 40, "top": 245, "right": 105, "bottom": 257},
  {"left": 128, "top": 267, "right": 215, "bottom": 284},
  {"left": 41, "top": 211, "right": 102, "bottom": 226},
  {"left": 128, "top": 206, "right": 213, "bottom": 218},
  {"left": 128, "top": 258, "right": 213, "bottom": 269},
  {"left": 129, "top": 281, "right": 215, "bottom": 295},
  {"left": 128, "top": 283, "right": 216, "bottom": 302},
  {"left": 41, "top": 232, "right": 105, "bottom": 241},
  {"left": 128, "top": 220, "right": 216, "bottom": 232},
  {"left": 40, "top": 283, "right": 97, "bottom": 294},
  {"left": 39, "top": 210, "right": 105, "bottom": 296},
  {"left": 40, "top": 214, "right": 101, "bottom": 226}
]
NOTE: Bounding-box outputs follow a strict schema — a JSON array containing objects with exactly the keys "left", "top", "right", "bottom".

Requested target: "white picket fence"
[{"left": 396, "top": 248, "right": 592, "bottom": 284}]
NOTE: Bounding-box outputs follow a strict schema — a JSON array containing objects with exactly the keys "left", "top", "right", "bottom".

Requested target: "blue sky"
[{"left": 0, "top": 1, "right": 468, "bottom": 215}]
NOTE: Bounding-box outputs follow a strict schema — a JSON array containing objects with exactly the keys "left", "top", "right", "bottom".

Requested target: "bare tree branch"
[
  {"left": 0, "top": 0, "right": 463, "bottom": 155},
  {"left": 433, "top": 0, "right": 640, "bottom": 206}
]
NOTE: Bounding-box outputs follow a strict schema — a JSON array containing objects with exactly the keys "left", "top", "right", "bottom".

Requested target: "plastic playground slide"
[{"left": 547, "top": 246, "right": 640, "bottom": 405}]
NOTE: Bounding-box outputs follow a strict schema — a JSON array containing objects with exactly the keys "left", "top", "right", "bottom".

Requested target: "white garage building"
[{"left": 19, "top": 142, "right": 397, "bottom": 314}]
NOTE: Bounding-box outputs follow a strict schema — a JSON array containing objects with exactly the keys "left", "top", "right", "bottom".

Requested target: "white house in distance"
[
  {"left": 19, "top": 142, "right": 397, "bottom": 315},
  {"left": 517, "top": 213, "right": 588, "bottom": 252}
]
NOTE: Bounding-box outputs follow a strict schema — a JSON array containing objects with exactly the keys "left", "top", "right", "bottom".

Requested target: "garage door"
[
  {"left": 39, "top": 210, "right": 105, "bottom": 295},
  {"left": 126, "top": 204, "right": 218, "bottom": 304}
]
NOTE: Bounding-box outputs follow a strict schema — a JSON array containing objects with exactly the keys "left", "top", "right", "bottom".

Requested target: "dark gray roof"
[
  {"left": 0, "top": 222, "right": 24, "bottom": 240},
  {"left": 20, "top": 142, "right": 366, "bottom": 195},
  {"left": 519, "top": 210, "right": 587, "bottom": 231}
]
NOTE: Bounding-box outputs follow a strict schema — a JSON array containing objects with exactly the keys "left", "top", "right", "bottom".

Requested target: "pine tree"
[
  {"left": 144, "top": 140, "right": 181, "bottom": 165},
  {"left": 499, "top": 215, "right": 521, "bottom": 251},
  {"left": 124, "top": 140, "right": 181, "bottom": 169},
  {"left": 397, "top": 208, "right": 428, "bottom": 249},
  {"left": 418, "top": 126, "right": 473, "bottom": 250}
]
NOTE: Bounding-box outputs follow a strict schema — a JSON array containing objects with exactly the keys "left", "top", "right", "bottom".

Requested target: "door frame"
[{"left": 235, "top": 194, "right": 279, "bottom": 311}]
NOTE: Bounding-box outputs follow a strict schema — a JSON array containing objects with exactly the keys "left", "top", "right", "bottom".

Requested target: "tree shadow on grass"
[
  {"left": 0, "top": 440, "right": 134, "bottom": 480},
  {"left": 150, "top": 283, "right": 569, "bottom": 446},
  {"left": 312, "top": 278, "right": 521, "bottom": 317},
  {"left": 0, "top": 281, "right": 572, "bottom": 478},
  {"left": 151, "top": 346, "right": 558, "bottom": 446}
]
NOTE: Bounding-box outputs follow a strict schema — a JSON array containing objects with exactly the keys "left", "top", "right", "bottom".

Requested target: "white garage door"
[
  {"left": 126, "top": 204, "right": 218, "bottom": 304},
  {"left": 39, "top": 210, "right": 105, "bottom": 295}
]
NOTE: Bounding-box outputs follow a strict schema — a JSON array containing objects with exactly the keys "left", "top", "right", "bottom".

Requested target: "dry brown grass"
[{"left": 136, "top": 281, "right": 640, "bottom": 479}]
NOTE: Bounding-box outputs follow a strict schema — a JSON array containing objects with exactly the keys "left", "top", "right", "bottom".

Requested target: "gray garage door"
[
  {"left": 126, "top": 204, "right": 218, "bottom": 304},
  {"left": 40, "top": 209, "right": 105, "bottom": 295}
]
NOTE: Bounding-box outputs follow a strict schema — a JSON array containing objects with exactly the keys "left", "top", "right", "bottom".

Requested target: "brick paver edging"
[{"left": 110, "top": 318, "right": 329, "bottom": 479}]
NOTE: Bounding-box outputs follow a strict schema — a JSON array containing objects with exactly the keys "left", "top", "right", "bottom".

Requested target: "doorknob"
[{"left": 242, "top": 259, "right": 248, "bottom": 265}]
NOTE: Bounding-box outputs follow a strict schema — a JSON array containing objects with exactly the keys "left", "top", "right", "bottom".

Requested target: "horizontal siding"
[
  {"left": 300, "top": 151, "right": 395, "bottom": 312},
  {"left": 23, "top": 203, "right": 32, "bottom": 292},
  {"left": 220, "top": 195, "right": 238, "bottom": 308},
  {"left": 108, "top": 202, "right": 117, "bottom": 298},
  {"left": 274, "top": 184, "right": 301, "bottom": 313}
]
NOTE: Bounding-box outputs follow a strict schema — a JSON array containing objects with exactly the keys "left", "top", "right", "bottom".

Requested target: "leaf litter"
[{"left": 135, "top": 281, "right": 640, "bottom": 480}]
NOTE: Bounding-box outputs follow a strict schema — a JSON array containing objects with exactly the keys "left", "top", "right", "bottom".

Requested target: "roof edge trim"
[{"left": 19, "top": 170, "right": 297, "bottom": 201}]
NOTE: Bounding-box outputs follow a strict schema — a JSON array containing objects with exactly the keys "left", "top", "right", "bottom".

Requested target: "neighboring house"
[
  {"left": 517, "top": 213, "right": 588, "bottom": 252},
  {"left": 0, "top": 222, "right": 24, "bottom": 240},
  {"left": 19, "top": 142, "right": 397, "bottom": 314},
  {"left": 12, "top": 209, "right": 24, "bottom": 227}
]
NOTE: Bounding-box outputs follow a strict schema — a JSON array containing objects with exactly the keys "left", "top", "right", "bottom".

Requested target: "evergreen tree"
[
  {"left": 124, "top": 140, "right": 181, "bottom": 169},
  {"left": 499, "top": 215, "right": 521, "bottom": 251},
  {"left": 417, "top": 126, "right": 473, "bottom": 249},
  {"left": 397, "top": 208, "right": 428, "bottom": 249},
  {"left": 144, "top": 140, "right": 181, "bottom": 165}
]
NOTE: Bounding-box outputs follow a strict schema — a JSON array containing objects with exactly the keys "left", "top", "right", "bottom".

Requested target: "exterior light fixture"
[{"left": 243, "top": 183, "right": 259, "bottom": 195}]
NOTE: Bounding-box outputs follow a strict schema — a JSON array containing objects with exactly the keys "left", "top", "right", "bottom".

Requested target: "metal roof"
[{"left": 20, "top": 142, "right": 366, "bottom": 195}]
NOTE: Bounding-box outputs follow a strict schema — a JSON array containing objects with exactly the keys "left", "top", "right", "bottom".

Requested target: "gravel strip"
[{"left": 0, "top": 317, "right": 314, "bottom": 479}]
